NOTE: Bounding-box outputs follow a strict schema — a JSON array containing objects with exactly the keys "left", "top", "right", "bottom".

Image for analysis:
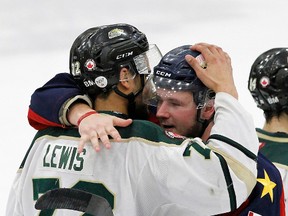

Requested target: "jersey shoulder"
[{"left": 118, "top": 119, "right": 185, "bottom": 145}]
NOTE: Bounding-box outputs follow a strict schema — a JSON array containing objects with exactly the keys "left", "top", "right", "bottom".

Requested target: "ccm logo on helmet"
[
  {"left": 155, "top": 70, "right": 172, "bottom": 77},
  {"left": 116, "top": 51, "right": 133, "bottom": 60}
]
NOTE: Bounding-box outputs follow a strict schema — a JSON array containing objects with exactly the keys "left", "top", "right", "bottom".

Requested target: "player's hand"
[
  {"left": 77, "top": 114, "right": 132, "bottom": 153},
  {"left": 185, "top": 43, "right": 238, "bottom": 99}
]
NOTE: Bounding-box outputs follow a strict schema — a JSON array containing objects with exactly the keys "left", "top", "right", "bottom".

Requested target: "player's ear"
[
  {"left": 201, "top": 100, "right": 215, "bottom": 120},
  {"left": 118, "top": 68, "right": 135, "bottom": 92}
]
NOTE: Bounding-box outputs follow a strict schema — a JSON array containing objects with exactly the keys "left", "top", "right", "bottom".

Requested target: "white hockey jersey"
[{"left": 6, "top": 92, "right": 259, "bottom": 216}]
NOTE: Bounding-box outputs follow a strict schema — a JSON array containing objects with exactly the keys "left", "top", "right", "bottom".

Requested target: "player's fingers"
[
  {"left": 78, "top": 142, "right": 84, "bottom": 154},
  {"left": 224, "top": 51, "right": 231, "bottom": 64},
  {"left": 97, "top": 129, "right": 112, "bottom": 149},
  {"left": 98, "top": 125, "right": 121, "bottom": 142},
  {"left": 94, "top": 126, "right": 110, "bottom": 144},
  {"left": 113, "top": 117, "right": 133, "bottom": 127},
  {"left": 90, "top": 135, "right": 101, "bottom": 152},
  {"left": 185, "top": 54, "right": 204, "bottom": 76},
  {"left": 192, "top": 43, "right": 224, "bottom": 62},
  {"left": 185, "top": 53, "right": 212, "bottom": 90},
  {"left": 78, "top": 135, "right": 88, "bottom": 153},
  {"left": 108, "top": 128, "right": 121, "bottom": 141}
]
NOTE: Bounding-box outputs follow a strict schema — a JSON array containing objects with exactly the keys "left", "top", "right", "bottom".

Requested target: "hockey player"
[
  {"left": 248, "top": 48, "right": 288, "bottom": 214},
  {"left": 148, "top": 45, "right": 285, "bottom": 215},
  {"left": 6, "top": 23, "right": 259, "bottom": 215}
]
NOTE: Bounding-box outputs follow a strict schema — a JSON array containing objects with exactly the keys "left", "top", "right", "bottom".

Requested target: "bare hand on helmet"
[{"left": 185, "top": 43, "right": 238, "bottom": 99}]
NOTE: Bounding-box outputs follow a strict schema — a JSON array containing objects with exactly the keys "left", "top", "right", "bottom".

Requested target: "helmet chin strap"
[
  {"left": 194, "top": 89, "right": 215, "bottom": 137},
  {"left": 112, "top": 75, "right": 146, "bottom": 119},
  {"left": 112, "top": 85, "right": 138, "bottom": 119}
]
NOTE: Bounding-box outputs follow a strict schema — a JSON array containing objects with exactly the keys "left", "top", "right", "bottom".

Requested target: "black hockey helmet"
[
  {"left": 143, "top": 45, "right": 214, "bottom": 109},
  {"left": 70, "top": 23, "right": 161, "bottom": 95},
  {"left": 248, "top": 48, "right": 288, "bottom": 112}
]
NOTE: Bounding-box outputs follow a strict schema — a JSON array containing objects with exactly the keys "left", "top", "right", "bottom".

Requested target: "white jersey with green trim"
[{"left": 6, "top": 92, "right": 259, "bottom": 216}]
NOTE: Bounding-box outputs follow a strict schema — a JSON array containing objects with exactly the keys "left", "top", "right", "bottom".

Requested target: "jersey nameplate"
[{"left": 40, "top": 141, "right": 96, "bottom": 176}]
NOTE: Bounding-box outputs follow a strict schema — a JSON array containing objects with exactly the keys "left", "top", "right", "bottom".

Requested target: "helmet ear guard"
[
  {"left": 195, "top": 89, "right": 215, "bottom": 113},
  {"left": 275, "top": 68, "right": 288, "bottom": 89}
]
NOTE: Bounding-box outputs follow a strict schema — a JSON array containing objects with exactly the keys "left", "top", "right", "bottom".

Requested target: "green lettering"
[
  {"left": 58, "top": 146, "right": 72, "bottom": 169},
  {"left": 68, "top": 147, "right": 77, "bottom": 170},
  {"left": 74, "top": 148, "right": 86, "bottom": 171},
  {"left": 183, "top": 141, "right": 211, "bottom": 159},
  {"left": 43, "top": 144, "right": 51, "bottom": 167},
  {"left": 51, "top": 145, "right": 62, "bottom": 168}
]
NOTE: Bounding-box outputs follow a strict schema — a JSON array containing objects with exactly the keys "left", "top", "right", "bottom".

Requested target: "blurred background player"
[{"left": 248, "top": 47, "right": 288, "bottom": 213}]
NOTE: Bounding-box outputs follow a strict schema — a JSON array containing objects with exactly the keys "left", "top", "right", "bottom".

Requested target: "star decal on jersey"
[{"left": 257, "top": 169, "right": 276, "bottom": 202}]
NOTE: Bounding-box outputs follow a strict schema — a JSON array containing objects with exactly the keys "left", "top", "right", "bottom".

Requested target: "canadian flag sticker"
[
  {"left": 259, "top": 76, "right": 270, "bottom": 88},
  {"left": 85, "top": 59, "right": 96, "bottom": 71}
]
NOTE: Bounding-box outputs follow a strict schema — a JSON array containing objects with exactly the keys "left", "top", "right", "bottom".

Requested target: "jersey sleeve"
[
  {"left": 206, "top": 92, "right": 259, "bottom": 210},
  {"left": 28, "top": 73, "right": 93, "bottom": 130}
]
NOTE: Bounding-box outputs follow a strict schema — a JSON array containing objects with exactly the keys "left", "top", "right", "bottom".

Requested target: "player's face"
[{"left": 156, "top": 89, "right": 203, "bottom": 137}]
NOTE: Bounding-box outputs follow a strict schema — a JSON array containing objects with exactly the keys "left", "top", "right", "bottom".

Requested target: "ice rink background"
[{"left": 2, "top": 0, "right": 288, "bottom": 214}]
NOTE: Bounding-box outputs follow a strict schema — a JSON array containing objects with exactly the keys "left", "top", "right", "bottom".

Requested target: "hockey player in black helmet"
[
  {"left": 248, "top": 47, "right": 288, "bottom": 214},
  {"left": 143, "top": 45, "right": 215, "bottom": 138},
  {"left": 69, "top": 23, "right": 162, "bottom": 119}
]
